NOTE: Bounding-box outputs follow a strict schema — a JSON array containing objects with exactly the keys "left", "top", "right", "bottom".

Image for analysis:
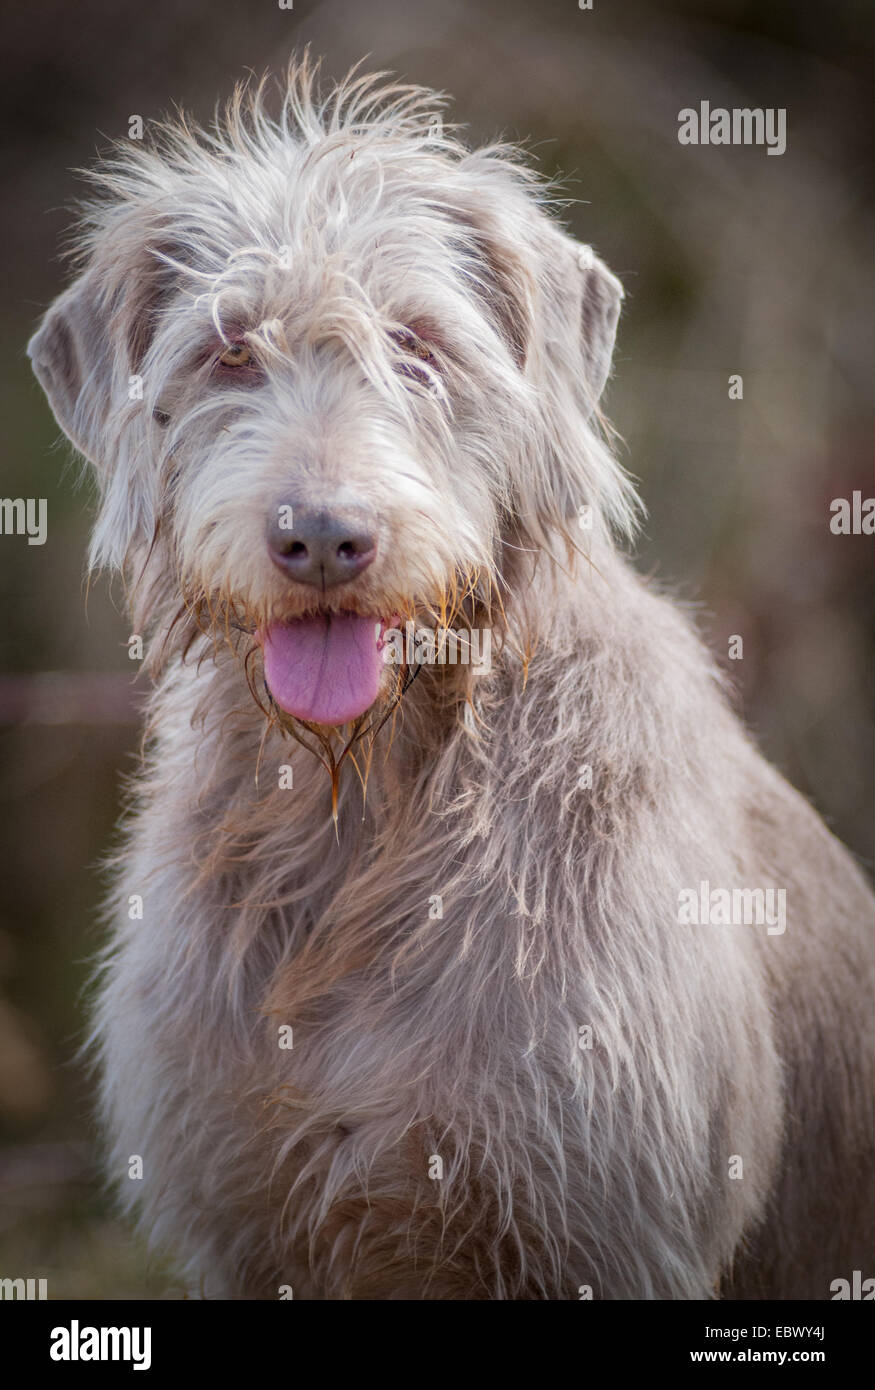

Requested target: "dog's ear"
[
  {"left": 522, "top": 226, "right": 637, "bottom": 543},
  {"left": 29, "top": 229, "right": 178, "bottom": 468},
  {"left": 28, "top": 266, "right": 118, "bottom": 470},
  {"left": 511, "top": 214, "right": 624, "bottom": 420},
  {"left": 28, "top": 215, "right": 183, "bottom": 570},
  {"left": 450, "top": 162, "right": 636, "bottom": 543},
  {"left": 558, "top": 238, "right": 624, "bottom": 414},
  {"left": 450, "top": 171, "right": 622, "bottom": 408}
]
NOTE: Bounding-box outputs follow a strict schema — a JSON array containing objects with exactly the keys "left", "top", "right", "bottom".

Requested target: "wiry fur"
[{"left": 29, "top": 58, "right": 875, "bottom": 1299}]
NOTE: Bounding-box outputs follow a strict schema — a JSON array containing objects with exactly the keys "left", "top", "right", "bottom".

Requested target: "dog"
[{"left": 28, "top": 58, "right": 875, "bottom": 1299}]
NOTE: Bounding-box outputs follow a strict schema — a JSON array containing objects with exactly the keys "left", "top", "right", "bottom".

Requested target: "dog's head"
[{"left": 29, "top": 60, "right": 636, "bottom": 739}]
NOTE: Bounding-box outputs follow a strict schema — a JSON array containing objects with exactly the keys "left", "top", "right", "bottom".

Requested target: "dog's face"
[{"left": 29, "top": 65, "right": 634, "bottom": 733}]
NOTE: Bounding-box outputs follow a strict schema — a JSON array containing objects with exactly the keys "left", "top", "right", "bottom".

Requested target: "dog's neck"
[{"left": 134, "top": 540, "right": 711, "bottom": 1024}]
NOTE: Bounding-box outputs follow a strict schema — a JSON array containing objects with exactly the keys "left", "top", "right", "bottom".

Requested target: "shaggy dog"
[{"left": 28, "top": 60, "right": 875, "bottom": 1300}]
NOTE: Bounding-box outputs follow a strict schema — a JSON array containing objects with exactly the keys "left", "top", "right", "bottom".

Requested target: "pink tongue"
[{"left": 262, "top": 613, "right": 383, "bottom": 726}]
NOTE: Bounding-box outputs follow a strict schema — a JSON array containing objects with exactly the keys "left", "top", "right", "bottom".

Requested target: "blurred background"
[{"left": 1, "top": 0, "right": 873, "bottom": 1297}]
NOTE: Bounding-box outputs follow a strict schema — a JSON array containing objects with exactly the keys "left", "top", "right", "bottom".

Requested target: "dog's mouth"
[{"left": 258, "top": 611, "right": 394, "bottom": 727}]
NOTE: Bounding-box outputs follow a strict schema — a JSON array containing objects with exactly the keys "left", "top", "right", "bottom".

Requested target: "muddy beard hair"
[{"left": 129, "top": 552, "right": 519, "bottom": 826}]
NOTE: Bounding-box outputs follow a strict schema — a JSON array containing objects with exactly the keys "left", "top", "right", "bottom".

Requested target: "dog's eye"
[
  {"left": 392, "top": 330, "right": 435, "bottom": 364},
  {"left": 390, "top": 329, "right": 440, "bottom": 387},
  {"left": 217, "top": 343, "right": 254, "bottom": 368}
]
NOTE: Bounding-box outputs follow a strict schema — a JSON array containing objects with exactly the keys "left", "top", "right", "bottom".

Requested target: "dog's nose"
[{"left": 266, "top": 504, "right": 377, "bottom": 588}]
